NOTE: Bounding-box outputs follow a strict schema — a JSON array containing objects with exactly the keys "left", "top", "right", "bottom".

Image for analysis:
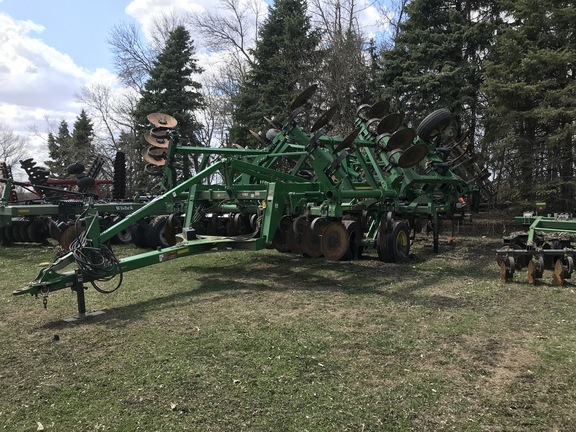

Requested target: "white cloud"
[
  {"left": 0, "top": 14, "right": 87, "bottom": 112},
  {"left": 0, "top": 13, "right": 119, "bottom": 167},
  {"left": 126, "top": 0, "right": 207, "bottom": 40},
  {"left": 358, "top": 2, "right": 387, "bottom": 36}
]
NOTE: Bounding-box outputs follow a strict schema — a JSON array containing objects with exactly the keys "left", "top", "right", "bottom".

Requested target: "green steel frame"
[
  {"left": 11, "top": 86, "right": 490, "bottom": 314},
  {"left": 496, "top": 212, "right": 576, "bottom": 284}
]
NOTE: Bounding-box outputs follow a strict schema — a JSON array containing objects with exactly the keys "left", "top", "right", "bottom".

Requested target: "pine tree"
[
  {"left": 46, "top": 120, "right": 72, "bottom": 177},
  {"left": 45, "top": 111, "right": 96, "bottom": 178},
  {"left": 483, "top": 0, "right": 576, "bottom": 210},
  {"left": 134, "top": 25, "right": 204, "bottom": 185},
  {"left": 376, "top": 0, "right": 501, "bottom": 142},
  {"left": 70, "top": 109, "right": 95, "bottom": 163},
  {"left": 230, "top": 0, "right": 322, "bottom": 146}
]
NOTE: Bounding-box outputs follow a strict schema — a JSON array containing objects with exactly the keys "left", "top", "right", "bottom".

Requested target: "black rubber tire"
[
  {"left": 226, "top": 218, "right": 237, "bottom": 236},
  {"left": 388, "top": 221, "right": 410, "bottom": 262},
  {"left": 378, "top": 221, "right": 410, "bottom": 263},
  {"left": 3, "top": 224, "right": 15, "bottom": 243},
  {"left": 342, "top": 221, "right": 364, "bottom": 260},
  {"left": 146, "top": 216, "right": 170, "bottom": 249},
  {"left": 11, "top": 224, "right": 23, "bottom": 242},
  {"left": 114, "top": 228, "right": 133, "bottom": 244},
  {"left": 272, "top": 216, "right": 292, "bottom": 253},
  {"left": 77, "top": 176, "right": 95, "bottom": 189},
  {"left": 19, "top": 223, "right": 32, "bottom": 243},
  {"left": 416, "top": 109, "right": 452, "bottom": 142},
  {"left": 48, "top": 219, "right": 63, "bottom": 242},
  {"left": 207, "top": 214, "right": 220, "bottom": 235},
  {"left": 100, "top": 216, "right": 113, "bottom": 235},
  {"left": 130, "top": 223, "right": 149, "bottom": 248},
  {"left": 110, "top": 217, "right": 132, "bottom": 244},
  {"left": 67, "top": 162, "right": 85, "bottom": 175},
  {"left": 163, "top": 214, "right": 182, "bottom": 246}
]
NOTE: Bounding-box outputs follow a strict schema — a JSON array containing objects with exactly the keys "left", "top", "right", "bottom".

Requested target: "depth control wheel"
[
  {"left": 497, "top": 253, "right": 515, "bottom": 282},
  {"left": 553, "top": 257, "right": 573, "bottom": 286},
  {"left": 378, "top": 220, "right": 410, "bottom": 263},
  {"left": 302, "top": 218, "right": 328, "bottom": 258},
  {"left": 342, "top": 220, "right": 364, "bottom": 260}
]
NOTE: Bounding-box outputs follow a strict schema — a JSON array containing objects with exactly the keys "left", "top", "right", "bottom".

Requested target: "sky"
[
  {"left": 0, "top": 0, "right": 206, "bottom": 171},
  {"left": 0, "top": 0, "right": 386, "bottom": 176}
]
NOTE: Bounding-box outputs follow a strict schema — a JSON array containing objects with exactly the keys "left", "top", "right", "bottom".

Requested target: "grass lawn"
[{"left": 1, "top": 233, "right": 576, "bottom": 431}]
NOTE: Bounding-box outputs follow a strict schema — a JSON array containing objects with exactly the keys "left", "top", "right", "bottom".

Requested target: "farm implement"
[
  {"left": 12, "top": 85, "right": 493, "bottom": 315},
  {"left": 496, "top": 210, "right": 576, "bottom": 285},
  {"left": 0, "top": 153, "right": 152, "bottom": 249}
]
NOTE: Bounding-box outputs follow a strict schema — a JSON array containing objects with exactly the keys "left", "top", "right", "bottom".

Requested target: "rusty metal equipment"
[
  {"left": 12, "top": 85, "right": 491, "bottom": 315},
  {"left": 496, "top": 209, "right": 576, "bottom": 285}
]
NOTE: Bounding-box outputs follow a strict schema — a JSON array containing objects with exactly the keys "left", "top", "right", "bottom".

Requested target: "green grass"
[{"left": 2, "top": 235, "right": 576, "bottom": 431}]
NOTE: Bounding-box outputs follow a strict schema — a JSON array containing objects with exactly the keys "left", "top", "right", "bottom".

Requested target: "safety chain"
[{"left": 40, "top": 286, "right": 50, "bottom": 310}]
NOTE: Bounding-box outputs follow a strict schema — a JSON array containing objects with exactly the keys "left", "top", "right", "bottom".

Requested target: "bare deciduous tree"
[
  {"left": 188, "top": 0, "right": 266, "bottom": 143},
  {"left": 108, "top": 22, "right": 156, "bottom": 91},
  {"left": 188, "top": 0, "right": 264, "bottom": 69},
  {"left": 309, "top": 0, "right": 375, "bottom": 132},
  {"left": 0, "top": 124, "right": 28, "bottom": 167},
  {"left": 149, "top": 10, "right": 193, "bottom": 52},
  {"left": 310, "top": 0, "right": 365, "bottom": 40},
  {"left": 378, "top": 0, "right": 410, "bottom": 48},
  {"left": 75, "top": 83, "right": 144, "bottom": 192},
  {"left": 76, "top": 83, "right": 139, "bottom": 150}
]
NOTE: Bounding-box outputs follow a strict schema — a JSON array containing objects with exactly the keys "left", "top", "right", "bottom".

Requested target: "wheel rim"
[
  {"left": 394, "top": 229, "right": 408, "bottom": 259},
  {"left": 115, "top": 229, "right": 132, "bottom": 244}
]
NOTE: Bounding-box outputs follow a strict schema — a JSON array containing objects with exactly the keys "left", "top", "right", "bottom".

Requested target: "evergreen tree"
[
  {"left": 46, "top": 120, "right": 72, "bottom": 177},
  {"left": 231, "top": 0, "right": 322, "bottom": 146},
  {"left": 46, "top": 111, "right": 96, "bottom": 178},
  {"left": 376, "top": 0, "right": 501, "bottom": 143},
  {"left": 70, "top": 109, "right": 95, "bottom": 163},
  {"left": 134, "top": 25, "right": 204, "bottom": 186},
  {"left": 482, "top": 0, "right": 576, "bottom": 210}
]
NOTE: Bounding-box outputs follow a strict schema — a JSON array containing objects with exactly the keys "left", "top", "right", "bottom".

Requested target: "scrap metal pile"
[{"left": 12, "top": 85, "right": 493, "bottom": 312}]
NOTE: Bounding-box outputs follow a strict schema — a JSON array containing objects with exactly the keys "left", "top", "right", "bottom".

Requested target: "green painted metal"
[
  {"left": 497, "top": 212, "right": 576, "bottom": 284},
  {"left": 12, "top": 87, "right": 490, "bottom": 311}
]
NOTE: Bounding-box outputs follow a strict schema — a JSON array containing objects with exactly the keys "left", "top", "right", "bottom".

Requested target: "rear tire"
[{"left": 0, "top": 226, "right": 13, "bottom": 246}]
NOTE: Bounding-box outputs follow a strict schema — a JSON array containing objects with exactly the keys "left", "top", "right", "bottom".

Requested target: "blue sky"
[{"left": 0, "top": 0, "right": 136, "bottom": 71}]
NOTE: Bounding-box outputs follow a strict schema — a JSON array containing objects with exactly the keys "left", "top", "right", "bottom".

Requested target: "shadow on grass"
[{"left": 37, "top": 243, "right": 493, "bottom": 329}]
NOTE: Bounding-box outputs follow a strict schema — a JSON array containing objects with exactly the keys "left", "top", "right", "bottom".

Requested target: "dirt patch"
[{"left": 454, "top": 333, "right": 541, "bottom": 396}]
